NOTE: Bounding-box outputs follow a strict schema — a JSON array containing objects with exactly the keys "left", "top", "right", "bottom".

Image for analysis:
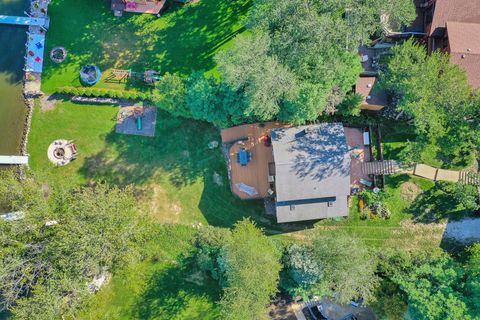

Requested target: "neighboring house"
[
  {"left": 355, "top": 46, "right": 390, "bottom": 111},
  {"left": 271, "top": 123, "right": 351, "bottom": 223},
  {"left": 423, "top": 0, "right": 480, "bottom": 88},
  {"left": 443, "top": 22, "right": 480, "bottom": 88},
  {"left": 355, "top": 76, "right": 388, "bottom": 111}
]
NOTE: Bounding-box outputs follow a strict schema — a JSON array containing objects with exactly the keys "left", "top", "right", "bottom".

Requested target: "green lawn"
[
  {"left": 42, "top": 0, "right": 250, "bottom": 93},
  {"left": 29, "top": 101, "right": 271, "bottom": 228},
  {"left": 77, "top": 225, "right": 221, "bottom": 320}
]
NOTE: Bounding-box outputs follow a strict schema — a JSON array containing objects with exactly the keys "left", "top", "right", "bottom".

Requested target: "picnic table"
[{"left": 238, "top": 148, "right": 248, "bottom": 166}]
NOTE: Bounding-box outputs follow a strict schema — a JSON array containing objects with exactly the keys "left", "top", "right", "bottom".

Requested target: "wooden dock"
[
  {"left": 0, "top": 15, "right": 49, "bottom": 28},
  {"left": 0, "top": 156, "right": 29, "bottom": 165}
]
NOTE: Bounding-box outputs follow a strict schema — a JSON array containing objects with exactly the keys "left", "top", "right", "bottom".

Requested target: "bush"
[
  {"left": 360, "top": 208, "right": 370, "bottom": 220},
  {"left": 56, "top": 86, "right": 148, "bottom": 101}
]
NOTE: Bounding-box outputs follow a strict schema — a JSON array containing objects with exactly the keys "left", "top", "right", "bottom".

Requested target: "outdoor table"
[{"left": 239, "top": 149, "right": 248, "bottom": 166}]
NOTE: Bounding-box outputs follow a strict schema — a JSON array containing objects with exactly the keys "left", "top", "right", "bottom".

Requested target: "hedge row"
[{"left": 55, "top": 86, "right": 154, "bottom": 101}]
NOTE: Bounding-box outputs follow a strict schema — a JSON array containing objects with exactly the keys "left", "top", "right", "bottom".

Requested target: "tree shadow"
[
  {"left": 79, "top": 110, "right": 219, "bottom": 187},
  {"left": 41, "top": 0, "right": 251, "bottom": 90},
  {"left": 408, "top": 182, "right": 465, "bottom": 223},
  {"left": 132, "top": 257, "right": 221, "bottom": 320}
]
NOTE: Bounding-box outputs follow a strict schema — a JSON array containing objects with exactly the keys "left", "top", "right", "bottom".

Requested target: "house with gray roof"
[{"left": 271, "top": 123, "right": 351, "bottom": 223}]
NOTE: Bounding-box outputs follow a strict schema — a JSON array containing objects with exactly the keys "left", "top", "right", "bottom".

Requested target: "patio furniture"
[
  {"left": 238, "top": 148, "right": 248, "bottom": 166},
  {"left": 359, "top": 178, "right": 373, "bottom": 187}
]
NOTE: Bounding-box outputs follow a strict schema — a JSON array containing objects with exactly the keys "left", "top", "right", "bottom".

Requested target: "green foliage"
[
  {"left": 0, "top": 170, "right": 140, "bottom": 317},
  {"left": 378, "top": 248, "right": 480, "bottom": 320},
  {"left": 337, "top": 93, "right": 363, "bottom": 117},
  {"left": 186, "top": 72, "right": 246, "bottom": 128},
  {"left": 281, "top": 231, "right": 379, "bottom": 304},
  {"left": 211, "top": 0, "right": 414, "bottom": 124},
  {"left": 153, "top": 72, "right": 190, "bottom": 117},
  {"left": 194, "top": 226, "right": 231, "bottom": 286},
  {"left": 281, "top": 244, "right": 323, "bottom": 298},
  {"left": 393, "top": 256, "right": 472, "bottom": 320},
  {"left": 310, "top": 231, "right": 379, "bottom": 304},
  {"left": 466, "top": 244, "right": 480, "bottom": 315},
  {"left": 215, "top": 32, "right": 299, "bottom": 122},
  {"left": 381, "top": 39, "right": 478, "bottom": 166},
  {"left": 449, "top": 183, "right": 480, "bottom": 212},
  {"left": 218, "top": 219, "right": 282, "bottom": 320},
  {"left": 55, "top": 86, "right": 150, "bottom": 101}
]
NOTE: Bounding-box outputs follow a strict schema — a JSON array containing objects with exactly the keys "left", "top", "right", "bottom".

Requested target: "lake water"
[{"left": 0, "top": 0, "right": 29, "bottom": 155}]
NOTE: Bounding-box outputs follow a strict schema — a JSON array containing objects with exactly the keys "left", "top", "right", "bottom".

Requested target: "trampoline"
[
  {"left": 80, "top": 65, "right": 101, "bottom": 85},
  {"left": 50, "top": 47, "right": 67, "bottom": 63}
]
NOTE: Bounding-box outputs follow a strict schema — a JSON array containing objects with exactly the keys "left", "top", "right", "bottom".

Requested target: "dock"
[
  {"left": 0, "top": 15, "right": 49, "bottom": 28},
  {"left": 0, "top": 155, "right": 29, "bottom": 165}
]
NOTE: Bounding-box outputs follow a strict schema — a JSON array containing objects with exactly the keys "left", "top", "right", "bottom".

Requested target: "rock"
[
  {"left": 208, "top": 141, "right": 219, "bottom": 149},
  {"left": 213, "top": 172, "right": 223, "bottom": 186}
]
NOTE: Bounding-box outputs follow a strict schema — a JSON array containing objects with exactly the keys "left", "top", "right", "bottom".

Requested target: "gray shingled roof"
[{"left": 271, "top": 123, "right": 351, "bottom": 223}]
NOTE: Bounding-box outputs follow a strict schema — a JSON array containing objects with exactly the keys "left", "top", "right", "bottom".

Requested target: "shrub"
[
  {"left": 360, "top": 208, "right": 370, "bottom": 220},
  {"left": 84, "top": 88, "right": 94, "bottom": 97}
]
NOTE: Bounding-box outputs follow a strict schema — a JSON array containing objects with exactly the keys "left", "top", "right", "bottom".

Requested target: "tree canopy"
[
  {"left": 381, "top": 39, "right": 480, "bottom": 166},
  {"left": 282, "top": 231, "right": 379, "bottom": 304},
  {"left": 0, "top": 170, "right": 140, "bottom": 318},
  {"left": 218, "top": 219, "right": 282, "bottom": 320}
]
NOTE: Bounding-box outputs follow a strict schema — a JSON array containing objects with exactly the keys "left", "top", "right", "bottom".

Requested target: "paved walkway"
[
  {"left": 444, "top": 218, "right": 480, "bottom": 243},
  {"left": 363, "top": 161, "right": 479, "bottom": 185}
]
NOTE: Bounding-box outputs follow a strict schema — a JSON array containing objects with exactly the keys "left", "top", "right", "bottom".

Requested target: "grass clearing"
[
  {"left": 42, "top": 0, "right": 251, "bottom": 93},
  {"left": 77, "top": 225, "right": 221, "bottom": 320},
  {"left": 29, "top": 101, "right": 268, "bottom": 228}
]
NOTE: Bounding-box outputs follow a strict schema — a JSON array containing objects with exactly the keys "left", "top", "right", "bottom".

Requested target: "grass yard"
[
  {"left": 77, "top": 225, "right": 221, "bottom": 320},
  {"left": 41, "top": 0, "right": 250, "bottom": 93},
  {"left": 311, "top": 174, "right": 456, "bottom": 252},
  {"left": 29, "top": 101, "right": 272, "bottom": 228}
]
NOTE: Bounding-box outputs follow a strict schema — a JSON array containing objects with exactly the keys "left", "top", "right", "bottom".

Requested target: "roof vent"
[
  {"left": 461, "top": 54, "right": 466, "bottom": 59},
  {"left": 467, "top": 48, "right": 471, "bottom": 52},
  {"left": 367, "top": 83, "right": 372, "bottom": 88},
  {"left": 367, "top": 95, "right": 372, "bottom": 100}
]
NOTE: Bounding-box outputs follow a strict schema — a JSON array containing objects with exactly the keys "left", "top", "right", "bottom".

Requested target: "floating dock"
[
  {"left": 0, "top": 15, "right": 49, "bottom": 28},
  {"left": 0, "top": 155, "right": 29, "bottom": 165}
]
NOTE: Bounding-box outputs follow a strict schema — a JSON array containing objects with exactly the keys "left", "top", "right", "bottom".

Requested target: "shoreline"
[
  {"left": 15, "top": 0, "right": 50, "bottom": 177},
  {"left": 19, "top": 0, "right": 50, "bottom": 158}
]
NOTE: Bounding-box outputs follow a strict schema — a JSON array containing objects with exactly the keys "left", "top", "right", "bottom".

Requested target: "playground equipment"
[
  {"left": 133, "top": 107, "right": 144, "bottom": 130},
  {"left": 105, "top": 68, "right": 161, "bottom": 85},
  {"left": 80, "top": 65, "right": 101, "bottom": 85},
  {"left": 50, "top": 46, "right": 67, "bottom": 63},
  {"left": 47, "top": 140, "right": 78, "bottom": 166}
]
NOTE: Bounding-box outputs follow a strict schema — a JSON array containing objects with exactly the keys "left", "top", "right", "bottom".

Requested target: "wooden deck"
[
  {"left": 221, "top": 122, "right": 289, "bottom": 200},
  {"left": 344, "top": 127, "right": 371, "bottom": 189}
]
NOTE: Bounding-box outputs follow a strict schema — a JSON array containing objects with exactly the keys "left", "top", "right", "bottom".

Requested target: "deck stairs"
[
  {"left": 459, "top": 171, "right": 480, "bottom": 186},
  {"left": 361, "top": 160, "right": 400, "bottom": 175}
]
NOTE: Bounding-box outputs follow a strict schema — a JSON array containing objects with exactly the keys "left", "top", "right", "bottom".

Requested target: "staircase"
[
  {"left": 361, "top": 160, "right": 400, "bottom": 175},
  {"left": 459, "top": 171, "right": 480, "bottom": 186}
]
